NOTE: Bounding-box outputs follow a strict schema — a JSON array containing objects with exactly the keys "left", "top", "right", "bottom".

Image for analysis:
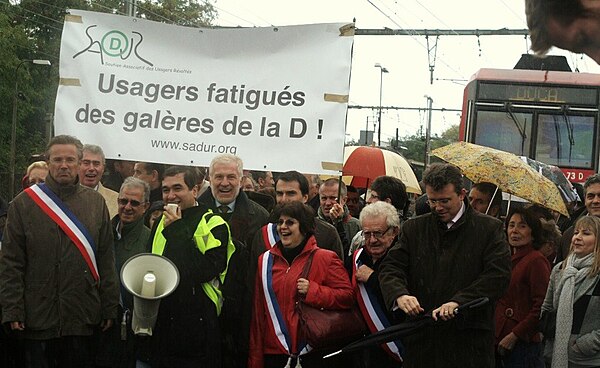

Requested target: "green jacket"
[{"left": 112, "top": 215, "right": 151, "bottom": 310}]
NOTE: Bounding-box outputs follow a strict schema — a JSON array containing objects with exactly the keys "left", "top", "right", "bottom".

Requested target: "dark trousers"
[
  {"left": 24, "top": 336, "right": 92, "bottom": 368},
  {"left": 264, "top": 351, "right": 356, "bottom": 368},
  {"left": 495, "top": 341, "right": 544, "bottom": 368},
  {"left": 0, "top": 326, "right": 26, "bottom": 368}
]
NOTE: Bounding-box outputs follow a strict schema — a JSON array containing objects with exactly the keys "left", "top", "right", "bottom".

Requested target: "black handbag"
[{"left": 538, "top": 310, "right": 556, "bottom": 338}]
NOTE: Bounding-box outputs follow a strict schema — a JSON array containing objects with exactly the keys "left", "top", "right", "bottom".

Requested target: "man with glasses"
[
  {"left": 348, "top": 201, "right": 404, "bottom": 367},
  {"left": 78, "top": 144, "right": 119, "bottom": 218},
  {"left": 95, "top": 177, "right": 151, "bottom": 367},
  {"left": 379, "top": 163, "right": 511, "bottom": 368},
  {"left": 252, "top": 171, "right": 344, "bottom": 260},
  {"left": 349, "top": 176, "right": 408, "bottom": 257},
  {"left": 0, "top": 135, "right": 119, "bottom": 368}
]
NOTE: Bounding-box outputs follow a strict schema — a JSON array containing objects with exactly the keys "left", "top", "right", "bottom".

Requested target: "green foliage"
[
  {"left": 389, "top": 124, "right": 459, "bottom": 164},
  {"left": 136, "top": 0, "right": 216, "bottom": 26},
  {"left": 0, "top": 0, "right": 216, "bottom": 199}
]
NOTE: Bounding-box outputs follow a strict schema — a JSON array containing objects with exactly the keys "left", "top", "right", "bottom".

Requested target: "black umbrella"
[{"left": 324, "top": 297, "right": 489, "bottom": 359}]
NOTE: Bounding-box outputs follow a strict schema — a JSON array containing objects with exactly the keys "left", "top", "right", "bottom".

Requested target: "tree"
[
  {"left": 440, "top": 124, "right": 459, "bottom": 141},
  {"left": 390, "top": 124, "right": 459, "bottom": 163},
  {"left": 136, "top": 0, "right": 216, "bottom": 26}
]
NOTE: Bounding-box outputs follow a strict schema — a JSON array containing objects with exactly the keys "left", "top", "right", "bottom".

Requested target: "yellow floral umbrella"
[{"left": 432, "top": 142, "right": 569, "bottom": 216}]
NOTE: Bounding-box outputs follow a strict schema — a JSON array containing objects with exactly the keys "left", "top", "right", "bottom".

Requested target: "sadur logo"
[{"left": 73, "top": 25, "right": 154, "bottom": 67}]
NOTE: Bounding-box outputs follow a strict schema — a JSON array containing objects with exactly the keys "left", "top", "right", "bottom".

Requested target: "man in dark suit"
[{"left": 197, "top": 154, "right": 269, "bottom": 368}]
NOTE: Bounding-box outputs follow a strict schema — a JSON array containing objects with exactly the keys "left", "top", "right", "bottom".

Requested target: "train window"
[
  {"left": 535, "top": 114, "right": 595, "bottom": 169},
  {"left": 473, "top": 110, "right": 532, "bottom": 156}
]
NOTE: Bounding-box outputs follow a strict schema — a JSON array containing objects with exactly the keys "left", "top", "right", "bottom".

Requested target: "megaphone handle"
[{"left": 121, "top": 310, "right": 129, "bottom": 341}]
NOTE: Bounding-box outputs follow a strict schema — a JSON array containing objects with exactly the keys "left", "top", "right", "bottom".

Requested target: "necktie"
[{"left": 218, "top": 205, "right": 230, "bottom": 214}]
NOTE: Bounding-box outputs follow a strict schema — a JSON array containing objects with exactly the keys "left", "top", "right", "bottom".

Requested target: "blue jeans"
[{"left": 496, "top": 340, "right": 544, "bottom": 368}]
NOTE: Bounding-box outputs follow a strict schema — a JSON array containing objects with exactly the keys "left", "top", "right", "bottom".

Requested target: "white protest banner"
[{"left": 54, "top": 10, "right": 353, "bottom": 174}]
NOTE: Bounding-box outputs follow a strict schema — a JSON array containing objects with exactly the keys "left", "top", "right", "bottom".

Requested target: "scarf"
[{"left": 551, "top": 253, "right": 595, "bottom": 368}]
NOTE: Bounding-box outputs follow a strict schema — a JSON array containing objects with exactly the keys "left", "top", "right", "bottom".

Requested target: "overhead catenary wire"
[
  {"left": 198, "top": 0, "right": 263, "bottom": 27},
  {"left": 497, "top": 0, "right": 527, "bottom": 24},
  {"left": 364, "top": 0, "right": 467, "bottom": 81},
  {"left": 1, "top": 1, "right": 63, "bottom": 32},
  {"left": 411, "top": 0, "right": 495, "bottom": 66}
]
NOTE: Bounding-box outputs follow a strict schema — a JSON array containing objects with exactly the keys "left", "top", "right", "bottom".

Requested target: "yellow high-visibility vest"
[{"left": 151, "top": 209, "right": 235, "bottom": 315}]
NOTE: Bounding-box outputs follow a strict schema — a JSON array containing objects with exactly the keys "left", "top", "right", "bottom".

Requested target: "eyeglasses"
[
  {"left": 118, "top": 198, "right": 144, "bottom": 207},
  {"left": 427, "top": 198, "right": 452, "bottom": 207},
  {"left": 277, "top": 219, "right": 298, "bottom": 227},
  {"left": 362, "top": 227, "right": 392, "bottom": 240}
]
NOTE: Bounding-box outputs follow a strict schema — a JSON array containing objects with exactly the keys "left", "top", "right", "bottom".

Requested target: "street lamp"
[
  {"left": 374, "top": 63, "right": 389, "bottom": 146},
  {"left": 9, "top": 59, "right": 51, "bottom": 200},
  {"left": 423, "top": 95, "right": 433, "bottom": 170}
]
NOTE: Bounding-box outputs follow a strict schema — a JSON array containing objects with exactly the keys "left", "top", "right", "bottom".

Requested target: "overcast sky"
[{"left": 212, "top": 0, "right": 600, "bottom": 143}]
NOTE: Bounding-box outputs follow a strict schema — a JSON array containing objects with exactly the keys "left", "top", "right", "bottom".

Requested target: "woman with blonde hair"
[
  {"left": 541, "top": 216, "right": 600, "bottom": 368},
  {"left": 22, "top": 161, "right": 48, "bottom": 188}
]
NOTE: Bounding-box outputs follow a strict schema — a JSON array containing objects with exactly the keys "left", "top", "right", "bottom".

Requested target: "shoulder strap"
[{"left": 299, "top": 250, "right": 316, "bottom": 280}]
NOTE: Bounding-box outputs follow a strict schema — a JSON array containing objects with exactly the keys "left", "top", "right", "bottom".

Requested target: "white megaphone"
[{"left": 121, "top": 253, "right": 180, "bottom": 336}]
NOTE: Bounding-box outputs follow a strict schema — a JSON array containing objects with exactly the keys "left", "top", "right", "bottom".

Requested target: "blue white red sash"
[
  {"left": 261, "top": 223, "right": 279, "bottom": 251},
  {"left": 353, "top": 248, "right": 403, "bottom": 362},
  {"left": 259, "top": 252, "right": 310, "bottom": 357},
  {"left": 25, "top": 183, "right": 99, "bottom": 281}
]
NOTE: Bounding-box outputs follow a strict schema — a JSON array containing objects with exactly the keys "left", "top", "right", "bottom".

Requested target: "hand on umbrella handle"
[
  {"left": 455, "top": 297, "right": 489, "bottom": 313},
  {"left": 431, "top": 297, "right": 490, "bottom": 321},
  {"left": 396, "top": 295, "right": 424, "bottom": 316},
  {"left": 432, "top": 301, "right": 459, "bottom": 321}
]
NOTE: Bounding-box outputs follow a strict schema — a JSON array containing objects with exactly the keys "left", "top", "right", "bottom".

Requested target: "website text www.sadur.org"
[{"left": 150, "top": 139, "right": 237, "bottom": 155}]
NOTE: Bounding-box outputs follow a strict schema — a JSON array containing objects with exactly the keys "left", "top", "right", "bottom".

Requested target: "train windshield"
[{"left": 535, "top": 114, "right": 595, "bottom": 169}]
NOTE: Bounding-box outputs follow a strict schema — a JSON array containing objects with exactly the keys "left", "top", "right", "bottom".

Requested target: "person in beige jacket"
[{"left": 78, "top": 144, "right": 119, "bottom": 218}]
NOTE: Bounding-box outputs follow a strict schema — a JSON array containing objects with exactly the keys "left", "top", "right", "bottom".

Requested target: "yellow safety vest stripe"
[{"left": 151, "top": 209, "right": 235, "bottom": 315}]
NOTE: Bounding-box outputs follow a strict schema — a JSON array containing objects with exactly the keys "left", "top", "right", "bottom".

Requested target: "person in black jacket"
[
  {"left": 140, "top": 166, "right": 229, "bottom": 368},
  {"left": 379, "top": 163, "right": 511, "bottom": 368}
]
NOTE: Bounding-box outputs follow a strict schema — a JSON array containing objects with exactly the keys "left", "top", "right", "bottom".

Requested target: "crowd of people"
[{"left": 0, "top": 134, "right": 599, "bottom": 368}]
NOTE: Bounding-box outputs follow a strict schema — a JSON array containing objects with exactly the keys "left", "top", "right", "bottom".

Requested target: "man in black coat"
[
  {"left": 141, "top": 166, "right": 229, "bottom": 368},
  {"left": 379, "top": 163, "right": 511, "bottom": 368},
  {"left": 197, "top": 154, "right": 269, "bottom": 368}
]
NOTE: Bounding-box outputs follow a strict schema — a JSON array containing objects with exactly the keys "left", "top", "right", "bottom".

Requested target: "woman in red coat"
[
  {"left": 495, "top": 206, "right": 551, "bottom": 368},
  {"left": 249, "top": 202, "right": 354, "bottom": 368}
]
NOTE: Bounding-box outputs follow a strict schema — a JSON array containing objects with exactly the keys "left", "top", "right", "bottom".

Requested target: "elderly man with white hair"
[
  {"left": 196, "top": 153, "right": 269, "bottom": 368},
  {"left": 348, "top": 201, "right": 404, "bottom": 367}
]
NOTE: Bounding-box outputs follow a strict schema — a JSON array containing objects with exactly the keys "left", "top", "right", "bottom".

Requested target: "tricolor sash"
[
  {"left": 261, "top": 223, "right": 279, "bottom": 251},
  {"left": 25, "top": 183, "right": 99, "bottom": 281},
  {"left": 259, "top": 252, "right": 310, "bottom": 358},
  {"left": 353, "top": 248, "right": 403, "bottom": 362}
]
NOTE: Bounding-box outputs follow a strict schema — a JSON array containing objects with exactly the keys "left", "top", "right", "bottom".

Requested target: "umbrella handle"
[{"left": 453, "top": 297, "right": 489, "bottom": 314}]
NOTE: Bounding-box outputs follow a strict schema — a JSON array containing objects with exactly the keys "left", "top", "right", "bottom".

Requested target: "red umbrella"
[{"left": 343, "top": 146, "right": 421, "bottom": 194}]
